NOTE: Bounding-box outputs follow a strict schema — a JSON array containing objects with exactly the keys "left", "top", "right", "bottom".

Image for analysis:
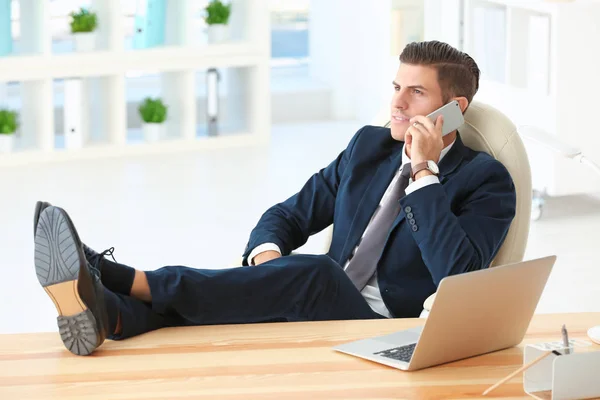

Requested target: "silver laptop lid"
[{"left": 408, "top": 255, "right": 556, "bottom": 371}]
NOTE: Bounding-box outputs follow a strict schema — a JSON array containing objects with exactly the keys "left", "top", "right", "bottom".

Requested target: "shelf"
[
  {"left": 468, "top": 0, "right": 558, "bottom": 14},
  {"left": 0, "top": 132, "right": 265, "bottom": 167},
  {"left": 0, "top": 42, "right": 265, "bottom": 82},
  {"left": 0, "top": 0, "right": 271, "bottom": 166}
]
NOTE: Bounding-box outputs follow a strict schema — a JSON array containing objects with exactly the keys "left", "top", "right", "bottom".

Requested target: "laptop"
[{"left": 333, "top": 255, "right": 556, "bottom": 371}]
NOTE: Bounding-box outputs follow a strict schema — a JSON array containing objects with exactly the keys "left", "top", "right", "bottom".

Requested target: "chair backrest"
[{"left": 369, "top": 101, "right": 532, "bottom": 266}]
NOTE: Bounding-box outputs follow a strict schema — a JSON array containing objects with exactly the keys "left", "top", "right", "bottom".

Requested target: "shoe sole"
[{"left": 34, "top": 207, "right": 102, "bottom": 356}]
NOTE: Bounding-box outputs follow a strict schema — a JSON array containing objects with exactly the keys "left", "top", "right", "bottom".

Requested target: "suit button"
[
  {"left": 407, "top": 212, "right": 414, "bottom": 219},
  {"left": 409, "top": 219, "right": 416, "bottom": 225},
  {"left": 412, "top": 225, "right": 418, "bottom": 232},
  {"left": 404, "top": 206, "right": 412, "bottom": 213}
]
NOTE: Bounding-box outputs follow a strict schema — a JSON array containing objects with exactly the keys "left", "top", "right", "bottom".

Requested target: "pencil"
[{"left": 482, "top": 350, "right": 561, "bottom": 396}]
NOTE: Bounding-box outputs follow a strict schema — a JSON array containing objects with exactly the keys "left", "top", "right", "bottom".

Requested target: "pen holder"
[{"left": 523, "top": 339, "right": 599, "bottom": 400}]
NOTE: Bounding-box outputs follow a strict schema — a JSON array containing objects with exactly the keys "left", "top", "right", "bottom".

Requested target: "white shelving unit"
[
  {"left": 463, "top": 0, "right": 600, "bottom": 197},
  {"left": 0, "top": 0, "right": 271, "bottom": 166}
]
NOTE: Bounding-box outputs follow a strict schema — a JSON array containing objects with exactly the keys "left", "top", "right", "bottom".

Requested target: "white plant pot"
[
  {"left": 143, "top": 123, "right": 163, "bottom": 142},
  {"left": 73, "top": 32, "right": 96, "bottom": 52},
  {"left": 207, "top": 24, "right": 230, "bottom": 44},
  {"left": 0, "top": 134, "right": 15, "bottom": 153}
]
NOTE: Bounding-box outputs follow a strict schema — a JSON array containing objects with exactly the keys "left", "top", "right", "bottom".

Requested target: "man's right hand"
[{"left": 252, "top": 250, "right": 281, "bottom": 266}]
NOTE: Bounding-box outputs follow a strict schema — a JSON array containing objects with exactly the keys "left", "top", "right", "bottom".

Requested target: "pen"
[{"left": 562, "top": 324, "right": 570, "bottom": 355}]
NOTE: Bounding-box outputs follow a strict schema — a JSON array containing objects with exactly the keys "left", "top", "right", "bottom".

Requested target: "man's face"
[{"left": 390, "top": 64, "right": 445, "bottom": 141}]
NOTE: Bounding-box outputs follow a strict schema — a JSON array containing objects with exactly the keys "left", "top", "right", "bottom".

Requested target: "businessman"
[{"left": 33, "top": 40, "right": 516, "bottom": 356}]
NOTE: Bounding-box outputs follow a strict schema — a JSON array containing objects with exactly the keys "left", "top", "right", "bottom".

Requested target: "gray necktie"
[{"left": 345, "top": 164, "right": 412, "bottom": 291}]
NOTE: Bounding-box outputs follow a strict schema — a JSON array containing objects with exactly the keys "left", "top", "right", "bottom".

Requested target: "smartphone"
[{"left": 426, "top": 100, "right": 464, "bottom": 136}]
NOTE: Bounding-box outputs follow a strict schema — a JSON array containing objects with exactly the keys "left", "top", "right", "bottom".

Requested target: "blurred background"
[{"left": 1, "top": 0, "right": 599, "bottom": 334}]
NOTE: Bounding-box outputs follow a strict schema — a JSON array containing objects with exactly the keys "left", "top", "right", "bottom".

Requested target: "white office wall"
[
  {"left": 309, "top": 0, "right": 399, "bottom": 124},
  {"left": 308, "top": 0, "right": 465, "bottom": 124},
  {"left": 552, "top": 4, "right": 600, "bottom": 195},
  {"left": 424, "top": 0, "right": 462, "bottom": 48}
]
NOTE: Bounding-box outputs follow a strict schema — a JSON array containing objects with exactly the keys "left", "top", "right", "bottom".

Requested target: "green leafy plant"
[
  {"left": 0, "top": 109, "right": 18, "bottom": 134},
  {"left": 138, "top": 98, "right": 168, "bottom": 124},
  {"left": 69, "top": 8, "right": 98, "bottom": 33},
  {"left": 205, "top": 0, "right": 232, "bottom": 25}
]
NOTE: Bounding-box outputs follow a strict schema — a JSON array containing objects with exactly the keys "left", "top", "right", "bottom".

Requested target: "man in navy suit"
[{"left": 33, "top": 41, "right": 515, "bottom": 356}]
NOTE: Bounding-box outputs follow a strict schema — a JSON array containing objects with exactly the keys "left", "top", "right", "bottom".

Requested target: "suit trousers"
[{"left": 107, "top": 254, "right": 385, "bottom": 340}]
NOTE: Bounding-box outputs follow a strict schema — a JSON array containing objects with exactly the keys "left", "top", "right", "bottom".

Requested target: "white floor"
[{"left": 1, "top": 120, "right": 599, "bottom": 335}]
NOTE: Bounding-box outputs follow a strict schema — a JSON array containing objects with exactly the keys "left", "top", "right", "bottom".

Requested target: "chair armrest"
[{"left": 423, "top": 292, "right": 436, "bottom": 312}]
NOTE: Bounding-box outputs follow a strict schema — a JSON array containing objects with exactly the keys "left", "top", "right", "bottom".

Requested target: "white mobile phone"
[{"left": 426, "top": 100, "right": 464, "bottom": 136}]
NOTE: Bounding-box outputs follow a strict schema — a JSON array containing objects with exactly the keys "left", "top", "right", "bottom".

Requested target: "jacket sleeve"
[
  {"left": 399, "top": 159, "right": 517, "bottom": 286},
  {"left": 241, "top": 127, "right": 364, "bottom": 265}
]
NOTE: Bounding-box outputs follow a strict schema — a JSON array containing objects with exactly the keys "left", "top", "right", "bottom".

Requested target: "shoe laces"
[
  {"left": 86, "top": 246, "right": 117, "bottom": 280},
  {"left": 99, "top": 247, "right": 117, "bottom": 263}
]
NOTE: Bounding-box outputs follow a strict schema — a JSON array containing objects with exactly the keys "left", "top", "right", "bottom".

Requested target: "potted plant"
[
  {"left": 0, "top": 109, "right": 18, "bottom": 153},
  {"left": 69, "top": 7, "right": 98, "bottom": 52},
  {"left": 138, "top": 97, "right": 167, "bottom": 142},
  {"left": 205, "top": 0, "right": 232, "bottom": 44}
]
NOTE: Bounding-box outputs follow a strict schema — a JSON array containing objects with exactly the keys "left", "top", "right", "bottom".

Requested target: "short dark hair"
[{"left": 399, "top": 41, "right": 480, "bottom": 105}]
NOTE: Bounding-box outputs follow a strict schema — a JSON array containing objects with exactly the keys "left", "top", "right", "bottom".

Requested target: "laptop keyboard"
[{"left": 374, "top": 343, "right": 417, "bottom": 363}]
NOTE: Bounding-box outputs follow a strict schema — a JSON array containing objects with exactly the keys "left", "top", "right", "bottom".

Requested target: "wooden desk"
[{"left": 1, "top": 313, "right": 598, "bottom": 399}]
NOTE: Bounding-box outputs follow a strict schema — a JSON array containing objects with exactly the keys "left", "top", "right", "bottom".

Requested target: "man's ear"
[{"left": 455, "top": 97, "right": 469, "bottom": 113}]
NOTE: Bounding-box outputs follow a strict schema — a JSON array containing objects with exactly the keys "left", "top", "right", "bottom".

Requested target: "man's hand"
[
  {"left": 406, "top": 115, "right": 444, "bottom": 167},
  {"left": 253, "top": 250, "right": 281, "bottom": 266}
]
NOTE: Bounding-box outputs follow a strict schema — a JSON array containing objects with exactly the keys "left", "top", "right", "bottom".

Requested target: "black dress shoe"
[
  {"left": 34, "top": 206, "right": 110, "bottom": 356},
  {"left": 82, "top": 243, "right": 113, "bottom": 270},
  {"left": 34, "top": 201, "right": 107, "bottom": 267},
  {"left": 33, "top": 201, "right": 52, "bottom": 236}
]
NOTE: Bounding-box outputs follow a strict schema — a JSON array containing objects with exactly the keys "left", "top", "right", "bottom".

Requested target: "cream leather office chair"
[{"left": 322, "top": 101, "right": 532, "bottom": 315}]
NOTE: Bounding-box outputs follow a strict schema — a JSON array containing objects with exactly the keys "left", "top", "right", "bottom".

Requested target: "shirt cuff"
[
  {"left": 405, "top": 175, "right": 440, "bottom": 195},
  {"left": 248, "top": 243, "right": 282, "bottom": 266}
]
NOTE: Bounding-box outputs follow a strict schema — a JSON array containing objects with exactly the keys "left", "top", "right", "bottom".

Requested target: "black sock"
[{"left": 100, "top": 258, "right": 136, "bottom": 296}]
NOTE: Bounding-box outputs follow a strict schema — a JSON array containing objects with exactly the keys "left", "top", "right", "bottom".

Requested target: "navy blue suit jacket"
[{"left": 243, "top": 125, "right": 517, "bottom": 317}]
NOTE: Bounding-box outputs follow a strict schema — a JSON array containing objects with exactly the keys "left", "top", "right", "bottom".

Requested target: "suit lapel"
[
  {"left": 340, "top": 149, "right": 404, "bottom": 264},
  {"left": 341, "top": 133, "right": 468, "bottom": 263}
]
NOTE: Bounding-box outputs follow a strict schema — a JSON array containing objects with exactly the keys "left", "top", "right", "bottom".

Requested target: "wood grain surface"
[{"left": 1, "top": 313, "right": 598, "bottom": 399}]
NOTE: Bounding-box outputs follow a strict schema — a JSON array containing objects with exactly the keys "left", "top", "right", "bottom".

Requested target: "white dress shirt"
[{"left": 249, "top": 141, "right": 456, "bottom": 318}]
